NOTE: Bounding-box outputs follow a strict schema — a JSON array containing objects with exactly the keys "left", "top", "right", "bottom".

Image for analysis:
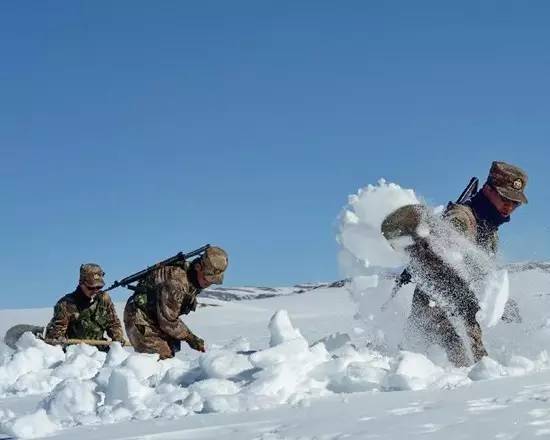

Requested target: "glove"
[
  {"left": 169, "top": 338, "right": 182, "bottom": 354},
  {"left": 186, "top": 334, "right": 205, "bottom": 352},
  {"left": 46, "top": 336, "right": 68, "bottom": 346},
  {"left": 113, "top": 338, "right": 130, "bottom": 346}
]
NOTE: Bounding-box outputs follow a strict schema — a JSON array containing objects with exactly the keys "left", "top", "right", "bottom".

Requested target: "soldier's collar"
[
  {"left": 469, "top": 191, "right": 510, "bottom": 228},
  {"left": 75, "top": 286, "right": 95, "bottom": 306},
  {"left": 188, "top": 264, "right": 202, "bottom": 291}
]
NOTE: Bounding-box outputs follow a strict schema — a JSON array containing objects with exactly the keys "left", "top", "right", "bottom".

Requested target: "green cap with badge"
[{"left": 487, "top": 161, "right": 528, "bottom": 204}]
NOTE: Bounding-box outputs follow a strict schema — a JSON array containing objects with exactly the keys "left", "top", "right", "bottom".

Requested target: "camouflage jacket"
[
  {"left": 444, "top": 203, "right": 499, "bottom": 254},
  {"left": 130, "top": 264, "right": 201, "bottom": 341},
  {"left": 45, "top": 287, "right": 124, "bottom": 341},
  {"left": 382, "top": 202, "right": 499, "bottom": 318}
]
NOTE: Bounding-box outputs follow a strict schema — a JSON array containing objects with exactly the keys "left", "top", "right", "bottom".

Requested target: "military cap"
[
  {"left": 79, "top": 263, "right": 105, "bottom": 288},
  {"left": 487, "top": 161, "right": 528, "bottom": 204},
  {"left": 201, "top": 246, "right": 228, "bottom": 284}
]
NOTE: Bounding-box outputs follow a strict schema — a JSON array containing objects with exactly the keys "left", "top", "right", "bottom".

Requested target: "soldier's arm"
[
  {"left": 102, "top": 293, "right": 125, "bottom": 343},
  {"left": 443, "top": 205, "right": 484, "bottom": 319},
  {"left": 156, "top": 279, "right": 197, "bottom": 341},
  {"left": 45, "top": 301, "right": 70, "bottom": 341}
]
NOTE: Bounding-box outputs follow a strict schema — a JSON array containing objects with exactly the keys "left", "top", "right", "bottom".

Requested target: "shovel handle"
[{"left": 43, "top": 338, "right": 130, "bottom": 347}]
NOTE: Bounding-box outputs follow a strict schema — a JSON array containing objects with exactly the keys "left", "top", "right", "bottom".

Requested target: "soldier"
[
  {"left": 123, "top": 246, "right": 228, "bottom": 359},
  {"left": 381, "top": 161, "right": 528, "bottom": 366},
  {"left": 45, "top": 263, "right": 125, "bottom": 346}
]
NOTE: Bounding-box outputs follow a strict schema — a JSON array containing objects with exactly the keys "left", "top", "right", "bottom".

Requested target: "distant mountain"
[
  {"left": 201, "top": 280, "right": 346, "bottom": 301},
  {"left": 201, "top": 262, "right": 550, "bottom": 302},
  {"left": 502, "top": 261, "right": 550, "bottom": 273}
]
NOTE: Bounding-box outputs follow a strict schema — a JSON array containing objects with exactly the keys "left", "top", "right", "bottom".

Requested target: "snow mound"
[{"left": 1, "top": 311, "right": 547, "bottom": 439}]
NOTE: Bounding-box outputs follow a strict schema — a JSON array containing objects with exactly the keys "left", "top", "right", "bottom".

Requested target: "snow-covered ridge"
[
  {"left": 202, "top": 261, "right": 550, "bottom": 303},
  {"left": 202, "top": 280, "right": 346, "bottom": 301},
  {"left": 503, "top": 261, "right": 550, "bottom": 273}
]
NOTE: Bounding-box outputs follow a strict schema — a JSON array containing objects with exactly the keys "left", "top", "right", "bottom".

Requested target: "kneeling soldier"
[
  {"left": 124, "top": 246, "right": 228, "bottom": 359},
  {"left": 45, "top": 263, "right": 125, "bottom": 347}
]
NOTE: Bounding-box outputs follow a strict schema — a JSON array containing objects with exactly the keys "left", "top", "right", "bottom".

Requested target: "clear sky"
[{"left": 1, "top": 1, "right": 549, "bottom": 308}]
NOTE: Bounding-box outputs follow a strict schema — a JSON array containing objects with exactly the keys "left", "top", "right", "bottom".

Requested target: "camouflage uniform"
[
  {"left": 405, "top": 203, "right": 494, "bottom": 366},
  {"left": 45, "top": 264, "right": 125, "bottom": 343},
  {"left": 382, "top": 161, "right": 528, "bottom": 366},
  {"left": 124, "top": 246, "right": 228, "bottom": 359}
]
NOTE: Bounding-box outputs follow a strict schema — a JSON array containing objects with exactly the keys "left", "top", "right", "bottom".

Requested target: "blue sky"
[{"left": 1, "top": 1, "right": 549, "bottom": 308}]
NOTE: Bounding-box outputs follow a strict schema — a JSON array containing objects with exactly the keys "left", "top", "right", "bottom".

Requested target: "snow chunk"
[
  {"left": 384, "top": 351, "right": 444, "bottom": 391},
  {"left": 1, "top": 409, "right": 58, "bottom": 439},
  {"left": 200, "top": 350, "right": 253, "bottom": 379},
  {"left": 329, "top": 361, "right": 387, "bottom": 393},
  {"left": 53, "top": 352, "right": 103, "bottom": 380},
  {"left": 105, "top": 368, "right": 153, "bottom": 404},
  {"left": 250, "top": 338, "right": 310, "bottom": 369},
  {"left": 468, "top": 357, "right": 506, "bottom": 381},
  {"left": 105, "top": 341, "right": 130, "bottom": 367},
  {"left": 42, "top": 379, "right": 99, "bottom": 424},
  {"left": 189, "top": 378, "right": 240, "bottom": 398},
  {"left": 269, "top": 310, "right": 305, "bottom": 346},
  {"left": 477, "top": 269, "right": 510, "bottom": 328},
  {"left": 122, "top": 353, "right": 160, "bottom": 382},
  {"left": 0, "top": 333, "right": 65, "bottom": 397},
  {"left": 337, "top": 179, "right": 419, "bottom": 272}
]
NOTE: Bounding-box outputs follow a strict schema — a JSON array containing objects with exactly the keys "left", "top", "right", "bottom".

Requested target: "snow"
[
  {"left": 337, "top": 179, "right": 419, "bottom": 272},
  {"left": 2, "top": 283, "right": 550, "bottom": 439},
  {"left": 2, "top": 181, "right": 550, "bottom": 439},
  {"left": 2, "top": 276, "right": 550, "bottom": 438},
  {"left": 477, "top": 269, "right": 510, "bottom": 327}
]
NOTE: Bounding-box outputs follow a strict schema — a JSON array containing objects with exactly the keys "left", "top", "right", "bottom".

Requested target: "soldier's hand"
[
  {"left": 186, "top": 335, "right": 205, "bottom": 352},
  {"left": 114, "top": 338, "right": 130, "bottom": 346},
  {"left": 46, "top": 336, "right": 68, "bottom": 346},
  {"left": 169, "top": 339, "right": 182, "bottom": 354}
]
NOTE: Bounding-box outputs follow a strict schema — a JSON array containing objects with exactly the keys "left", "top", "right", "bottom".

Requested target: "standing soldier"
[
  {"left": 123, "top": 246, "right": 228, "bottom": 359},
  {"left": 45, "top": 263, "right": 125, "bottom": 346},
  {"left": 381, "top": 161, "right": 528, "bottom": 366}
]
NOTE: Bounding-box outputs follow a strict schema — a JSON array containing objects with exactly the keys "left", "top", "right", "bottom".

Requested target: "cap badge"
[{"left": 513, "top": 179, "right": 523, "bottom": 190}]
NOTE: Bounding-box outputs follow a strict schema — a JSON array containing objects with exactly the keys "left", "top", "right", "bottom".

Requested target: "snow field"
[{"left": 1, "top": 309, "right": 546, "bottom": 439}]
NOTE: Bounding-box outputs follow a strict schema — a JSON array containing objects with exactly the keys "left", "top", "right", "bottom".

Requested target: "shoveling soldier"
[
  {"left": 381, "top": 161, "right": 528, "bottom": 366},
  {"left": 45, "top": 263, "right": 125, "bottom": 347},
  {"left": 123, "top": 246, "right": 228, "bottom": 359}
]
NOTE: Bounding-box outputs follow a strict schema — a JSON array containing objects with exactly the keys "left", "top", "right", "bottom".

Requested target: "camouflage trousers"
[
  {"left": 407, "top": 288, "right": 487, "bottom": 367},
  {"left": 123, "top": 298, "right": 180, "bottom": 360}
]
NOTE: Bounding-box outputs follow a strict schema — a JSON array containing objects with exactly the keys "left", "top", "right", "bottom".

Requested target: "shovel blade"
[{"left": 4, "top": 324, "right": 45, "bottom": 349}]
